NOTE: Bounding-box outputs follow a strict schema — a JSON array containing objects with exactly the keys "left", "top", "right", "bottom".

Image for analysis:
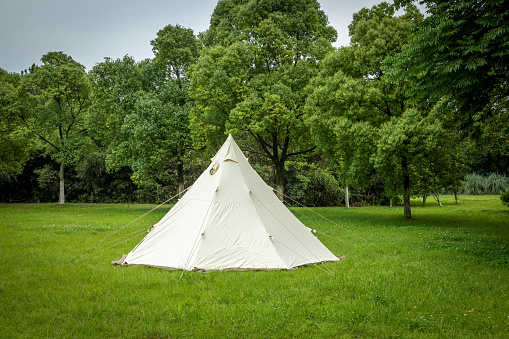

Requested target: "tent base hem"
[{"left": 111, "top": 257, "right": 343, "bottom": 273}]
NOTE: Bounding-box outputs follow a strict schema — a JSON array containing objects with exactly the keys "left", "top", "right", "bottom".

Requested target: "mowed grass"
[{"left": 1, "top": 196, "right": 508, "bottom": 338}]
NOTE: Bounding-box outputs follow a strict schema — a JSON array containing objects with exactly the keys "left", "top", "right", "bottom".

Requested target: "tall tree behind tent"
[
  {"left": 391, "top": 0, "right": 509, "bottom": 170},
  {"left": 188, "top": 0, "right": 337, "bottom": 200},
  {"left": 13, "top": 52, "right": 91, "bottom": 204},
  {"left": 150, "top": 24, "right": 199, "bottom": 193},
  {"left": 88, "top": 25, "right": 198, "bottom": 197},
  {"left": 306, "top": 3, "right": 466, "bottom": 218}
]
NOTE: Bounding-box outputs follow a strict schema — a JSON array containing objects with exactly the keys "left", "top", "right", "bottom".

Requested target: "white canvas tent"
[{"left": 118, "top": 135, "right": 339, "bottom": 271}]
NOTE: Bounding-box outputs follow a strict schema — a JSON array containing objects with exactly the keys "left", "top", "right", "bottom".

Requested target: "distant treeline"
[{"left": 1, "top": 0, "right": 507, "bottom": 219}]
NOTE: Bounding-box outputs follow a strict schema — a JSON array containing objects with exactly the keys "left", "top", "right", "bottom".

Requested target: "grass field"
[{"left": 1, "top": 196, "right": 508, "bottom": 338}]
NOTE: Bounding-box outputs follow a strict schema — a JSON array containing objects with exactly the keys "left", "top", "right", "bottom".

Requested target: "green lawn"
[{"left": 1, "top": 196, "right": 508, "bottom": 338}]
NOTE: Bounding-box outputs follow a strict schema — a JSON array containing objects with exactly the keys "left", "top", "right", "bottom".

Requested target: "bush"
[
  {"left": 463, "top": 173, "right": 509, "bottom": 195},
  {"left": 486, "top": 173, "right": 509, "bottom": 195},
  {"left": 501, "top": 191, "right": 509, "bottom": 207},
  {"left": 463, "top": 174, "right": 486, "bottom": 195},
  {"left": 284, "top": 162, "right": 343, "bottom": 207}
]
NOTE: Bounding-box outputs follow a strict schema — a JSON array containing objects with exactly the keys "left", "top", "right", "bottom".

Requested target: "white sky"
[{"left": 0, "top": 0, "right": 423, "bottom": 73}]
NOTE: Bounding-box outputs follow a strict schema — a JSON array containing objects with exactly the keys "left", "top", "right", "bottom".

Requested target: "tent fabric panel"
[
  {"left": 237, "top": 161, "right": 280, "bottom": 204},
  {"left": 124, "top": 199, "right": 213, "bottom": 269},
  {"left": 251, "top": 196, "right": 339, "bottom": 268},
  {"left": 193, "top": 201, "right": 287, "bottom": 270},
  {"left": 195, "top": 246, "right": 289, "bottom": 270},
  {"left": 213, "top": 160, "right": 253, "bottom": 204}
]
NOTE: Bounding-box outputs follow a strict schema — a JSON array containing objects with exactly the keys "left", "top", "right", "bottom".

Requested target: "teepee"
[{"left": 120, "top": 135, "right": 339, "bottom": 271}]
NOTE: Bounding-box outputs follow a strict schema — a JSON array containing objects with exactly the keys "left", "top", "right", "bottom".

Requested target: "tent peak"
[{"left": 211, "top": 135, "right": 248, "bottom": 163}]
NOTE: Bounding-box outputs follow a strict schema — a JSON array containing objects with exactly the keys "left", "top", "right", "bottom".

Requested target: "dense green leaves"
[
  {"left": 0, "top": 69, "right": 33, "bottom": 174},
  {"left": 89, "top": 25, "right": 198, "bottom": 194},
  {"left": 10, "top": 52, "right": 92, "bottom": 204},
  {"left": 392, "top": 0, "right": 509, "bottom": 131},
  {"left": 190, "top": 0, "right": 336, "bottom": 198},
  {"left": 306, "top": 2, "right": 468, "bottom": 218},
  {"left": 1, "top": 1, "right": 507, "bottom": 206},
  {"left": 151, "top": 24, "right": 199, "bottom": 83}
]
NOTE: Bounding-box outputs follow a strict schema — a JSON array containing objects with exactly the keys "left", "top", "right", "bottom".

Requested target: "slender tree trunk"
[
  {"left": 432, "top": 190, "right": 442, "bottom": 207},
  {"left": 275, "top": 164, "right": 284, "bottom": 202},
  {"left": 390, "top": 198, "right": 393, "bottom": 207},
  {"left": 402, "top": 156, "right": 411, "bottom": 219},
  {"left": 454, "top": 190, "right": 458, "bottom": 204},
  {"left": 59, "top": 162, "right": 65, "bottom": 205},
  {"left": 422, "top": 194, "right": 427, "bottom": 206},
  {"left": 345, "top": 185, "right": 350, "bottom": 208},
  {"left": 177, "top": 162, "right": 184, "bottom": 194}
]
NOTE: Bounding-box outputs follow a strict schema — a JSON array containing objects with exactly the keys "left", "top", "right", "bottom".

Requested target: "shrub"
[
  {"left": 284, "top": 162, "right": 343, "bottom": 207},
  {"left": 463, "top": 174, "right": 486, "bottom": 195},
  {"left": 486, "top": 173, "right": 509, "bottom": 195},
  {"left": 463, "top": 173, "right": 509, "bottom": 195},
  {"left": 501, "top": 191, "right": 509, "bottom": 207}
]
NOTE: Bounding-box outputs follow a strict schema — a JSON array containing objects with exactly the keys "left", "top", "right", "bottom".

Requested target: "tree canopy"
[
  {"left": 13, "top": 52, "right": 91, "bottom": 204},
  {"left": 391, "top": 0, "right": 509, "bottom": 132},
  {"left": 189, "top": 0, "right": 337, "bottom": 199},
  {"left": 306, "top": 2, "right": 467, "bottom": 218},
  {"left": 88, "top": 25, "right": 199, "bottom": 194},
  {"left": 1, "top": 1, "right": 507, "bottom": 208}
]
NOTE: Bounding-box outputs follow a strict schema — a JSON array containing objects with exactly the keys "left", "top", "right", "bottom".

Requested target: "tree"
[
  {"left": 87, "top": 55, "right": 145, "bottom": 146},
  {"left": 306, "top": 3, "right": 439, "bottom": 218},
  {"left": 89, "top": 25, "right": 198, "bottom": 195},
  {"left": 151, "top": 24, "right": 198, "bottom": 87},
  {"left": 150, "top": 24, "right": 199, "bottom": 193},
  {"left": 14, "top": 52, "right": 91, "bottom": 204},
  {"left": 105, "top": 77, "right": 195, "bottom": 194},
  {"left": 373, "top": 108, "right": 468, "bottom": 208},
  {"left": 391, "top": 0, "right": 509, "bottom": 152},
  {"left": 0, "top": 69, "right": 33, "bottom": 175},
  {"left": 189, "top": 0, "right": 337, "bottom": 199}
]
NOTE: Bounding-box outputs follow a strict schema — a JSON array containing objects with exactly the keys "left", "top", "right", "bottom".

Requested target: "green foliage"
[
  {"left": 151, "top": 24, "right": 199, "bottom": 81},
  {"left": 376, "top": 108, "right": 469, "bottom": 201},
  {"left": 306, "top": 3, "right": 435, "bottom": 218},
  {"left": 87, "top": 55, "right": 145, "bottom": 145},
  {"left": 189, "top": 0, "right": 337, "bottom": 197},
  {"left": 462, "top": 174, "right": 485, "bottom": 195},
  {"left": 284, "top": 162, "right": 343, "bottom": 207},
  {"left": 0, "top": 69, "right": 33, "bottom": 174},
  {"left": 463, "top": 173, "right": 509, "bottom": 195},
  {"left": 485, "top": 173, "right": 509, "bottom": 195},
  {"left": 34, "top": 165, "right": 59, "bottom": 201},
  {"left": 392, "top": 0, "right": 509, "bottom": 152},
  {"left": 501, "top": 191, "right": 509, "bottom": 207},
  {"left": 89, "top": 28, "right": 197, "bottom": 194}
]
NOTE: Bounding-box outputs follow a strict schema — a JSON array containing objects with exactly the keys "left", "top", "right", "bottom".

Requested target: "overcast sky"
[{"left": 0, "top": 0, "right": 422, "bottom": 73}]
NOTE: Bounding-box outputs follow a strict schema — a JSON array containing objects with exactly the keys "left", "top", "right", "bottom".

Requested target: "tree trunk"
[
  {"left": 275, "top": 164, "right": 284, "bottom": 201},
  {"left": 390, "top": 198, "right": 393, "bottom": 208},
  {"left": 432, "top": 190, "right": 442, "bottom": 207},
  {"left": 177, "top": 162, "right": 184, "bottom": 194},
  {"left": 422, "top": 194, "right": 427, "bottom": 206},
  {"left": 402, "top": 156, "right": 411, "bottom": 219},
  {"left": 345, "top": 185, "right": 350, "bottom": 208},
  {"left": 454, "top": 190, "right": 458, "bottom": 204},
  {"left": 59, "top": 162, "right": 65, "bottom": 205}
]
